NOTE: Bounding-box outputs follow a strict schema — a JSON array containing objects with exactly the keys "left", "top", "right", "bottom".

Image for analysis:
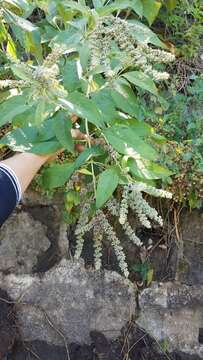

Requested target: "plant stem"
[
  {"left": 86, "top": 77, "right": 97, "bottom": 199},
  {"left": 85, "top": 119, "right": 97, "bottom": 198}
]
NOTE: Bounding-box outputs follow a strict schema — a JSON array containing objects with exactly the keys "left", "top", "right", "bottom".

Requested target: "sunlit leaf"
[
  {"left": 103, "top": 125, "right": 158, "bottom": 160},
  {"left": 142, "top": 0, "right": 162, "bottom": 25},
  {"left": 96, "top": 166, "right": 120, "bottom": 208},
  {"left": 128, "top": 20, "right": 166, "bottom": 48},
  {"left": 123, "top": 71, "right": 158, "bottom": 95},
  {"left": 59, "top": 91, "right": 105, "bottom": 128}
]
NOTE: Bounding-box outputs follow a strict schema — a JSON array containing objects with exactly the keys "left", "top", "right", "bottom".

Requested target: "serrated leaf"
[
  {"left": 123, "top": 71, "right": 158, "bottom": 95},
  {"left": 96, "top": 166, "right": 120, "bottom": 209},
  {"left": 53, "top": 111, "right": 74, "bottom": 152},
  {"left": 59, "top": 91, "right": 105, "bottom": 128},
  {"left": 0, "top": 95, "right": 31, "bottom": 127}
]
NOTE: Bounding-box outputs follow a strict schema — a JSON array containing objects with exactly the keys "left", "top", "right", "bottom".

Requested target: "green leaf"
[
  {"left": 128, "top": 158, "right": 171, "bottom": 180},
  {"left": 11, "top": 63, "right": 33, "bottom": 81},
  {"left": 3, "top": 0, "right": 33, "bottom": 13},
  {"left": 3, "top": 8, "right": 42, "bottom": 62},
  {"left": 30, "top": 141, "right": 61, "bottom": 154},
  {"left": 0, "top": 95, "right": 30, "bottom": 127},
  {"left": 59, "top": 91, "right": 105, "bottom": 128},
  {"left": 79, "top": 44, "right": 90, "bottom": 71},
  {"left": 128, "top": 20, "right": 166, "bottom": 48},
  {"left": 98, "top": 0, "right": 143, "bottom": 17},
  {"left": 0, "top": 126, "right": 61, "bottom": 154},
  {"left": 62, "top": 60, "right": 80, "bottom": 92},
  {"left": 6, "top": 34, "right": 17, "bottom": 59},
  {"left": 147, "top": 268, "right": 154, "bottom": 285},
  {"left": 42, "top": 163, "right": 75, "bottom": 189},
  {"left": 93, "top": 0, "right": 103, "bottom": 9},
  {"left": 142, "top": 0, "right": 162, "bottom": 25},
  {"left": 24, "top": 31, "right": 43, "bottom": 63},
  {"left": 123, "top": 71, "right": 158, "bottom": 95},
  {"left": 110, "top": 88, "right": 140, "bottom": 118},
  {"left": 103, "top": 125, "right": 158, "bottom": 160},
  {"left": 117, "top": 119, "right": 152, "bottom": 137},
  {"left": 74, "top": 145, "right": 103, "bottom": 168},
  {"left": 96, "top": 166, "right": 120, "bottom": 209},
  {"left": 35, "top": 98, "right": 46, "bottom": 127},
  {"left": 50, "top": 27, "right": 82, "bottom": 49},
  {"left": 64, "top": 1, "right": 91, "bottom": 15},
  {"left": 53, "top": 111, "right": 74, "bottom": 152},
  {"left": 3, "top": 9, "right": 36, "bottom": 32},
  {"left": 42, "top": 145, "right": 103, "bottom": 189},
  {"left": 164, "top": 0, "right": 177, "bottom": 10},
  {"left": 91, "top": 89, "right": 118, "bottom": 124}
]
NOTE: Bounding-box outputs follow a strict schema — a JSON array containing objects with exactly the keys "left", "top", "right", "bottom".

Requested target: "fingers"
[
  {"left": 71, "top": 129, "right": 88, "bottom": 141},
  {"left": 70, "top": 114, "right": 79, "bottom": 123},
  {"left": 75, "top": 144, "right": 85, "bottom": 153}
]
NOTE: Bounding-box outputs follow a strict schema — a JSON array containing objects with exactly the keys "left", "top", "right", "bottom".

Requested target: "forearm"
[{"left": 0, "top": 152, "right": 49, "bottom": 194}]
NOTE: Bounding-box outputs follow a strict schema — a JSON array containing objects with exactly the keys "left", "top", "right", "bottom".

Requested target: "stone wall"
[{"left": 0, "top": 190, "right": 202, "bottom": 358}]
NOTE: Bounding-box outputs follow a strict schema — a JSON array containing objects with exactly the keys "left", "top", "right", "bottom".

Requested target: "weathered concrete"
[
  {"left": 1, "top": 259, "right": 136, "bottom": 346},
  {"left": 137, "top": 282, "right": 203, "bottom": 357},
  {"left": 0, "top": 211, "right": 50, "bottom": 274},
  {"left": 177, "top": 210, "right": 203, "bottom": 285}
]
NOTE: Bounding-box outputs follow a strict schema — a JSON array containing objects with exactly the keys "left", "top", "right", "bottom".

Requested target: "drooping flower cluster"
[
  {"left": 73, "top": 182, "right": 171, "bottom": 277},
  {"left": 88, "top": 15, "right": 175, "bottom": 80},
  {"left": 119, "top": 183, "right": 172, "bottom": 229}
]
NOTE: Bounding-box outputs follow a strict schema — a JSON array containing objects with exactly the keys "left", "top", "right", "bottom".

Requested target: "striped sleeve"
[{"left": 0, "top": 164, "right": 22, "bottom": 227}]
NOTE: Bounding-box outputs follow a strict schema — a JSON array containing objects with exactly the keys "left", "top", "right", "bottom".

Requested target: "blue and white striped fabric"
[{"left": 0, "top": 163, "right": 22, "bottom": 227}]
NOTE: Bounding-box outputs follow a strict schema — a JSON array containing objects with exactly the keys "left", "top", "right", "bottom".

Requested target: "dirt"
[
  {"left": 0, "top": 289, "right": 17, "bottom": 359},
  {"left": 0, "top": 287, "right": 201, "bottom": 360},
  {"left": 7, "top": 325, "right": 202, "bottom": 360}
]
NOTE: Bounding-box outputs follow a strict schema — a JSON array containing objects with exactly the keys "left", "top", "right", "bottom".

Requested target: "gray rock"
[
  {"left": 178, "top": 210, "right": 203, "bottom": 285},
  {"left": 137, "top": 282, "right": 203, "bottom": 357},
  {"left": 0, "top": 211, "right": 50, "bottom": 274},
  {"left": 1, "top": 259, "right": 136, "bottom": 346},
  {"left": 22, "top": 189, "right": 63, "bottom": 206}
]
